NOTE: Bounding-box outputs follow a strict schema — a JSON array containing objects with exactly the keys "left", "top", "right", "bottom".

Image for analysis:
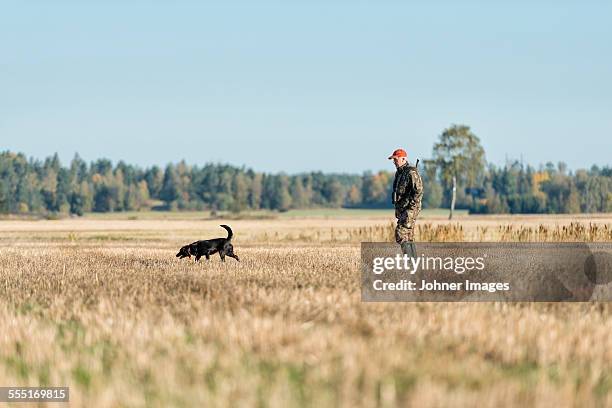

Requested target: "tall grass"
[{"left": 256, "top": 222, "right": 612, "bottom": 243}]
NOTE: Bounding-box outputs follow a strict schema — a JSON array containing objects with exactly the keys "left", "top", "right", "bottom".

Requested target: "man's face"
[{"left": 392, "top": 156, "right": 407, "bottom": 169}]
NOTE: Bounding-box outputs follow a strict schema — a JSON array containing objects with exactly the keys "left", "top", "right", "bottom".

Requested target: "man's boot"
[{"left": 400, "top": 241, "right": 416, "bottom": 258}]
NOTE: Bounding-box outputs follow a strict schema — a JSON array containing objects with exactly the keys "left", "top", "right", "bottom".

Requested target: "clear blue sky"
[{"left": 1, "top": 0, "right": 610, "bottom": 173}]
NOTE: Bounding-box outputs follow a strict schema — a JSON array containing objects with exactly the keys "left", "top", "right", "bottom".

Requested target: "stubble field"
[{"left": 0, "top": 211, "right": 611, "bottom": 407}]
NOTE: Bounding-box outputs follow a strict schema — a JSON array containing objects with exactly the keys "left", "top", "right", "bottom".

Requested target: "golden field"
[{"left": 0, "top": 211, "right": 611, "bottom": 407}]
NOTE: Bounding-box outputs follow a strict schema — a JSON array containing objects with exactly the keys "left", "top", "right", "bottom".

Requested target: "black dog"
[{"left": 176, "top": 225, "right": 240, "bottom": 262}]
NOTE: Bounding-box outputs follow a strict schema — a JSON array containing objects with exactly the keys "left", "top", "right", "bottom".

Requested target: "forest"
[{"left": 1, "top": 149, "right": 610, "bottom": 215}]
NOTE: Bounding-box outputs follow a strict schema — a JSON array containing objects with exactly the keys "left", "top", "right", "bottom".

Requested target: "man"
[{"left": 389, "top": 148, "right": 423, "bottom": 256}]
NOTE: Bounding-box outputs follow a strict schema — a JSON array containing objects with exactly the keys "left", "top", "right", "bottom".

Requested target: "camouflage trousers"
[{"left": 395, "top": 206, "right": 420, "bottom": 244}]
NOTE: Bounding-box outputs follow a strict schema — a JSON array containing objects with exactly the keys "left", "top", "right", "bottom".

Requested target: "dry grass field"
[{"left": 0, "top": 211, "right": 611, "bottom": 407}]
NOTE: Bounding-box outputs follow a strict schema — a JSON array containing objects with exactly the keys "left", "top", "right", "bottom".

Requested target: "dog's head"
[{"left": 176, "top": 245, "right": 192, "bottom": 259}]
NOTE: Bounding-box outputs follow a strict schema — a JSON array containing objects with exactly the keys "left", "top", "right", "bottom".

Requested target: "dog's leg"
[
  {"left": 195, "top": 255, "right": 201, "bottom": 262},
  {"left": 219, "top": 252, "right": 226, "bottom": 262},
  {"left": 205, "top": 254, "right": 210, "bottom": 261}
]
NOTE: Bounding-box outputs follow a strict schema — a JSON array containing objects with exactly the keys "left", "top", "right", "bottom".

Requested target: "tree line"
[
  {"left": 426, "top": 124, "right": 611, "bottom": 217},
  {"left": 0, "top": 136, "right": 610, "bottom": 216}
]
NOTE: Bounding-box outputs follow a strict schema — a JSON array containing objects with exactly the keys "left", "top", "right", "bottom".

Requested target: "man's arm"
[
  {"left": 394, "top": 171, "right": 412, "bottom": 210},
  {"left": 396, "top": 170, "right": 422, "bottom": 210}
]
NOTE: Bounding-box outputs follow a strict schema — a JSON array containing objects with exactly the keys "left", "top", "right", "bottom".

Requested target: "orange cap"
[{"left": 388, "top": 149, "right": 407, "bottom": 159}]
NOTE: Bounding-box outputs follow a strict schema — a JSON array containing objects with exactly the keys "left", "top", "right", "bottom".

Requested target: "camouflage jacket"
[{"left": 392, "top": 162, "right": 423, "bottom": 211}]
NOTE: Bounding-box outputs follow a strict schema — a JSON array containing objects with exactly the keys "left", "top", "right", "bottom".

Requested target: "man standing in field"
[{"left": 389, "top": 148, "right": 423, "bottom": 256}]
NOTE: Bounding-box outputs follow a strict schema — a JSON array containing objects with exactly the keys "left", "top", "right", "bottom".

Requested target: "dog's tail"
[{"left": 220, "top": 224, "right": 233, "bottom": 240}]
